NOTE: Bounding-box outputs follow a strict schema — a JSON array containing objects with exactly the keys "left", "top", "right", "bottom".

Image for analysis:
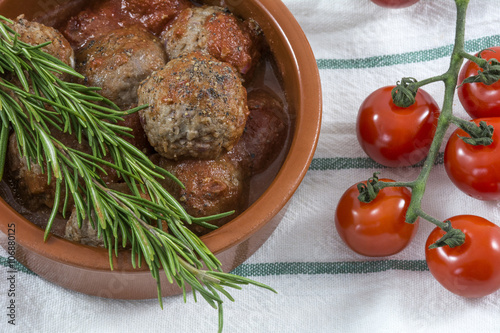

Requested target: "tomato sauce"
[{"left": 59, "top": 0, "right": 193, "bottom": 49}]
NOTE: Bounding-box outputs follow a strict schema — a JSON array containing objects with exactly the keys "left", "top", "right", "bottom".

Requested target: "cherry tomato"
[
  {"left": 335, "top": 179, "right": 418, "bottom": 257},
  {"left": 458, "top": 47, "right": 500, "bottom": 118},
  {"left": 444, "top": 117, "right": 500, "bottom": 201},
  {"left": 370, "top": 0, "right": 420, "bottom": 8},
  {"left": 357, "top": 86, "right": 440, "bottom": 167},
  {"left": 425, "top": 215, "right": 500, "bottom": 298}
]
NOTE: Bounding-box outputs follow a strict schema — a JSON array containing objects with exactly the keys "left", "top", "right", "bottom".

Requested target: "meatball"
[
  {"left": 154, "top": 154, "right": 247, "bottom": 235},
  {"left": 7, "top": 128, "right": 121, "bottom": 211},
  {"left": 65, "top": 206, "right": 169, "bottom": 246},
  {"left": 61, "top": 0, "right": 191, "bottom": 49},
  {"left": 7, "top": 129, "right": 97, "bottom": 211},
  {"left": 227, "top": 90, "right": 288, "bottom": 176},
  {"left": 162, "top": 6, "right": 262, "bottom": 76},
  {"left": 138, "top": 51, "right": 249, "bottom": 160},
  {"left": 7, "top": 15, "right": 75, "bottom": 78},
  {"left": 7, "top": 133, "right": 56, "bottom": 210},
  {"left": 76, "top": 26, "right": 167, "bottom": 109},
  {"left": 65, "top": 207, "right": 104, "bottom": 247},
  {"left": 64, "top": 183, "right": 163, "bottom": 246}
]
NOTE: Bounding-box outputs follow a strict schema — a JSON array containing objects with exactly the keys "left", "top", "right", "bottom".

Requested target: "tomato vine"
[
  {"left": 357, "top": 0, "right": 491, "bottom": 247},
  {"left": 336, "top": 0, "right": 500, "bottom": 297}
]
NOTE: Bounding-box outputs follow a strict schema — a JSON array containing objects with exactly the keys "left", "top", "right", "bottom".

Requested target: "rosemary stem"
[
  {"left": 179, "top": 258, "right": 222, "bottom": 284},
  {"left": 0, "top": 122, "right": 9, "bottom": 181}
]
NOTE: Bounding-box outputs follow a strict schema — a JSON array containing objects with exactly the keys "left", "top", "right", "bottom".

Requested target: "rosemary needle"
[{"left": 0, "top": 15, "right": 275, "bottom": 331}]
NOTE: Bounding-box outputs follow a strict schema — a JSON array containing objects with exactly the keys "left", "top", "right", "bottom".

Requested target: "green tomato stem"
[
  {"left": 414, "top": 209, "right": 448, "bottom": 229},
  {"left": 413, "top": 74, "right": 448, "bottom": 88},
  {"left": 401, "top": 0, "right": 469, "bottom": 227},
  {"left": 459, "top": 50, "right": 488, "bottom": 67},
  {"left": 377, "top": 180, "right": 417, "bottom": 189},
  {"left": 450, "top": 115, "right": 472, "bottom": 128},
  {"left": 356, "top": 0, "right": 472, "bottom": 246}
]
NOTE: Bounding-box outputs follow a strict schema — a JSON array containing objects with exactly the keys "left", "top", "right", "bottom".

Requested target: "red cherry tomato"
[
  {"left": 444, "top": 117, "right": 500, "bottom": 201},
  {"left": 335, "top": 179, "right": 418, "bottom": 257},
  {"left": 458, "top": 47, "right": 500, "bottom": 118},
  {"left": 425, "top": 215, "right": 500, "bottom": 298},
  {"left": 356, "top": 86, "right": 440, "bottom": 167},
  {"left": 370, "top": 0, "right": 420, "bottom": 8}
]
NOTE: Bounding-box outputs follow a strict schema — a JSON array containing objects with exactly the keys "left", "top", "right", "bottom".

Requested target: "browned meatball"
[
  {"left": 76, "top": 26, "right": 167, "bottom": 109},
  {"left": 154, "top": 154, "right": 247, "bottom": 235},
  {"left": 64, "top": 183, "right": 161, "bottom": 246},
  {"left": 7, "top": 15, "right": 75, "bottom": 79},
  {"left": 138, "top": 51, "right": 249, "bottom": 160},
  {"left": 7, "top": 133, "right": 56, "bottom": 210},
  {"left": 7, "top": 128, "right": 121, "bottom": 211},
  {"left": 7, "top": 129, "right": 96, "bottom": 211},
  {"left": 227, "top": 90, "right": 288, "bottom": 176},
  {"left": 162, "top": 6, "right": 262, "bottom": 76},
  {"left": 65, "top": 207, "right": 104, "bottom": 247}
]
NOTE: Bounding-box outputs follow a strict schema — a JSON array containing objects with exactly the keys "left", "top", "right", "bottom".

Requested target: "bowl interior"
[{"left": 0, "top": 0, "right": 321, "bottom": 298}]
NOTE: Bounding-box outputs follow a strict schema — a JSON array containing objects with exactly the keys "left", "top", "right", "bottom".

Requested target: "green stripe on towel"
[
  {"left": 309, "top": 153, "right": 444, "bottom": 171},
  {"left": 232, "top": 260, "right": 428, "bottom": 276},
  {"left": 1, "top": 255, "right": 428, "bottom": 278},
  {"left": 317, "top": 34, "right": 500, "bottom": 70}
]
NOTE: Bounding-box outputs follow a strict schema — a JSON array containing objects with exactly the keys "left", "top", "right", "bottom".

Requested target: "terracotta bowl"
[{"left": 0, "top": 0, "right": 322, "bottom": 299}]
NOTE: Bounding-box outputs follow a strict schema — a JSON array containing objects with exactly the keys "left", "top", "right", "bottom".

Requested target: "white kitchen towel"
[{"left": 2, "top": 0, "right": 500, "bottom": 332}]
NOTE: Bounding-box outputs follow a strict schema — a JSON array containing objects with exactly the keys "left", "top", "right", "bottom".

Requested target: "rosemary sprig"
[{"left": 0, "top": 15, "right": 275, "bottom": 331}]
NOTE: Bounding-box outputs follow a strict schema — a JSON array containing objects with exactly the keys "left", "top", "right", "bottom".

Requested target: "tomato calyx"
[
  {"left": 427, "top": 220, "right": 466, "bottom": 249},
  {"left": 453, "top": 119, "right": 494, "bottom": 146},
  {"left": 391, "top": 77, "right": 419, "bottom": 107},
  {"left": 461, "top": 50, "right": 500, "bottom": 86},
  {"left": 357, "top": 172, "right": 381, "bottom": 203}
]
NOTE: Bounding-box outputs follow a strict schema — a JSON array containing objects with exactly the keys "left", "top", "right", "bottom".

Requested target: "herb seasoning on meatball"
[
  {"left": 162, "top": 5, "right": 262, "bottom": 76},
  {"left": 76, "top": 26, "right": 167, "bottom": 109},
  {"left": 138, "top": 51, "right": 249, "bottom": 160}
]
